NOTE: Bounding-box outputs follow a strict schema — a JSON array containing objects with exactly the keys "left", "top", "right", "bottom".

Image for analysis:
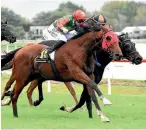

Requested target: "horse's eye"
[{"left": 106, "top": 36, "right": 111, "bottom": 41}]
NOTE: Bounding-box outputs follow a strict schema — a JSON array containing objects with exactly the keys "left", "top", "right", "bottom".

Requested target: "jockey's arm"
[{"left": 56, "top": 17, "right": 69, "bottom": 33}]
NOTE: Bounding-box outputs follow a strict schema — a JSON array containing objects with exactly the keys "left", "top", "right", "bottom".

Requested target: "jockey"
[
  {"left": 36, "top": 9, "right": 86, "bottom": 61},
  {"left": 91, "top": 14, "right": 106, "bottom": 26},
  {"left": 36, "top": 13, "right": 107, "bottom": 61}
]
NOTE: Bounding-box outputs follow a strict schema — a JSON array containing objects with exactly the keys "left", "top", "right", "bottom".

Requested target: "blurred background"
[
  {"left": 1, "top": 0, "right": 146, "bottom": 89},
  {"left": 1, "top": 0, "right": 146, "bottom": 40},
  {"left": 1, "top": 0, "right": 146, "bottom": 88}
]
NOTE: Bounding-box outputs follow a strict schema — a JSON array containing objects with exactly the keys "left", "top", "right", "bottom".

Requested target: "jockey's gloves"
[
  {"left": 61, "top": 27, "right": 69, "bottom": 33},
  {"left": 69, "top": 31, "right": 77, "bottom": 36}
]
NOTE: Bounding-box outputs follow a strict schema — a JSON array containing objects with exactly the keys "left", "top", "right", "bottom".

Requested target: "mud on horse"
[{"left": 1, "top": 22, "right": 122, "bottom": 117}]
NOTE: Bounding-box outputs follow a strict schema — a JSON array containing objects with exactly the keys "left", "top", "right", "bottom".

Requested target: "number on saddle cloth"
[{"left": 39, "top": 48, "right": 48, "bottom": 59}]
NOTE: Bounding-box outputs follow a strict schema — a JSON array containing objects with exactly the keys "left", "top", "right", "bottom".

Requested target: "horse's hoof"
[
  {"left": 60, "top": 106, "right": 65, "bottom": 111},
  {"left": 13, "top": 115, "right": 18, "bottom": 117},
  {"left": 101, "top": 115, "right": 110, "bottom": 122},
  {"left": 33, "top": 100, "right": 40, "bottom": 106},
  {"left": 89, "top": 116, "right": 93, "bottom": 118},
  {"left": 1, "top": 98, "right": 11, "bottom": 106},
  {"left": 103, "top": 98, "right": 112, "bottom": 106}
]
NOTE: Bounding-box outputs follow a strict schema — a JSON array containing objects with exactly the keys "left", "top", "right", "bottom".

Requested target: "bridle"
[
  {"left": 119, "top": 34, "right": 139, "bottom": 60},
  {"left": 90, "top": 28, "right": 116, "bottom": 55}
]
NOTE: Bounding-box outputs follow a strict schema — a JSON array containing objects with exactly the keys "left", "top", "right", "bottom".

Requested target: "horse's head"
[
  {"left": 119, "top": 33, "right": 142, "bottom": 65},
  {"left": 100, "top": 25, "right": 123, "bottom": 60},
  {"left": 1, "top": 21, "right": 16, "bottom": 43},
  {"left": 77, "top": 21, "right": 123, "bottom": 60}
]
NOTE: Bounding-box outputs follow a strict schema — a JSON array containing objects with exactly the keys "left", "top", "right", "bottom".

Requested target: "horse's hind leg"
[
  {"left": 61, "top": 86, "right": 86, "bottom": 112},
  {"left": 71, "top": 85, "right": 93, "bottom": 118},
  {"left": 11, "top": 81, "right": 25, "bottom": 117},
  {"left": 33, "top": 79, "right": 44, "bottom": 106},
  {"left": 64, "top": 82, "right": 78, "bottom": 104},
  {"left": 27, "top": 80, "right": 38, "bottom": 106},
  {"left": 1, "top": 74, "right": 15, "bottom": 100}
]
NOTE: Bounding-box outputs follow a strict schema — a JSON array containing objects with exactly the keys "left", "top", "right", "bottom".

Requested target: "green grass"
[
  {"left": 1, "top": 74, "right": 146, "bottom": 129},
  {"left": 1, "top": 42, "right": 29, "bottom": 51}
]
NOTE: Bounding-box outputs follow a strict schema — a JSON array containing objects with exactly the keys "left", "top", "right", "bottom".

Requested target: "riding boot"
[
  {"left": 36, "top": 40, "right": 65, "bottom": 62},
  {"left": 47, "top": 40, "right": 66, "bottom": 54}
]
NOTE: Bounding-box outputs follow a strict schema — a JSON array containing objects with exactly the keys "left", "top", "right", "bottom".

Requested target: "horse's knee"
[{"left": 88, "top": 80, "right": 97, "bottom": 89}]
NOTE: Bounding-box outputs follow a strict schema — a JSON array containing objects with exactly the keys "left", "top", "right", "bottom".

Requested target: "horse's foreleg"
[
  {"left": 27, "top": 80, "right": 38, "bottom": 106},
  {"left": 68, "top": 65, "right": 110, "bottom": 106},
  {"left": 69, "top": 66, "right": 104, "bottom": 99},
  {"left": 33, "top": 80, "right": 44, "bottom": 106},
  {"left": 84, "top": 85, "right": 92, "bottom": 118},
  {"left": 64, "top": 82, "right": 78, "bottom": 104}
]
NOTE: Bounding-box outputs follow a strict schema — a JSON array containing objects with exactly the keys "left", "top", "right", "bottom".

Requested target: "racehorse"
[
  {"left": 1, "top": 21, "right": 16, "bottom": 43},
  {"left": 26, "top": 33, "right": 142, "bottom": 122},
  {"left": 1, "top": 22, "right": 123, "bottom": 118},
  {"left": 59, "top": 32, "right": 143, "bottom": 118},
  {"left": 2, "top": 34, "right": 142, "bottom": 120}
]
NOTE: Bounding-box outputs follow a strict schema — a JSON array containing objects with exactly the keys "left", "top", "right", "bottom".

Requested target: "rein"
[{"left": 120, "top": 38, "right": 138, "bottom": 60}]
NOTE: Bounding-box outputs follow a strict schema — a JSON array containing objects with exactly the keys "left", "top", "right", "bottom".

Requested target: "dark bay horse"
[
  {"left": 1, "top": 24, "right": 123, "bottom": 118},
  {"left": 1, "top": 21, "right": 16, "bottom": 43}
]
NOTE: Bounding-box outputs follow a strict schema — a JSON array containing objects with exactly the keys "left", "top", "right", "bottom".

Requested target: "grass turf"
[{"left": 1, "top": 73, "right": 146, "bottom": 129}]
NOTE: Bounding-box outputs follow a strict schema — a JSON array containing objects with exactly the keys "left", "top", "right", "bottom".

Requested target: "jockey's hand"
[
  {"left": 69, "top": 31, "right": 77, "bottom": 36},
  {"left": 79, "top": 23, "right": 89, "bottom": 28},
  {"left": 61, "top": 27, "right": 68, "bottom": 33}
]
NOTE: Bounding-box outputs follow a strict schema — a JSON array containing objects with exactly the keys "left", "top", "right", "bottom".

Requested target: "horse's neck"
[
  {"left": 95, "top": 50, "right": 113, "bottom": 67},
  {"left": 76, "top": 32, "right": 99, "bottom": 46},
  {"left": 74, "top": 32, "right": 100, "bottom": 54}
]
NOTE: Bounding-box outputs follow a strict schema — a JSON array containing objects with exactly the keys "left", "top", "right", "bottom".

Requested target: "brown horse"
[{"left": 1, "top": 24, "right": 123, "bottom": 118}]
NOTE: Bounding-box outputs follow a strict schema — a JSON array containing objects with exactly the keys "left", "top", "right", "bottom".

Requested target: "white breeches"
[{"left": 43, "top": 24, "right": 77, "bottom": 42}]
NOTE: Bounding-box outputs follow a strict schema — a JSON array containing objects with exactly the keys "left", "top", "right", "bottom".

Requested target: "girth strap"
[{"left": 47, "top": 55, "right": 62, "bottom": 80}]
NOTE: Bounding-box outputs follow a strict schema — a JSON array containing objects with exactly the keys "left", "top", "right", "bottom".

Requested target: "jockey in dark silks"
[{"left": 36, "top": 12, "right": 106, "bottom": 61}]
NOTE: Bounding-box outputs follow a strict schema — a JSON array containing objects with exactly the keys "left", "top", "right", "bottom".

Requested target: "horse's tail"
[
  {"left": 1, "top": 60, "right": 13, "bottom": 71},
  {"left": 1, "top": 48, "right": 21, "bottom": 68}
]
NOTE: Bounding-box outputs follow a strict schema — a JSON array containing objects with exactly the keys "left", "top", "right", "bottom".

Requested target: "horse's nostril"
[
  {"left": 136, "top": 57, "right": 142, "bottom": 62},
  {"left": 114, "top": 53, "right": 122, "bottom": 60}
]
